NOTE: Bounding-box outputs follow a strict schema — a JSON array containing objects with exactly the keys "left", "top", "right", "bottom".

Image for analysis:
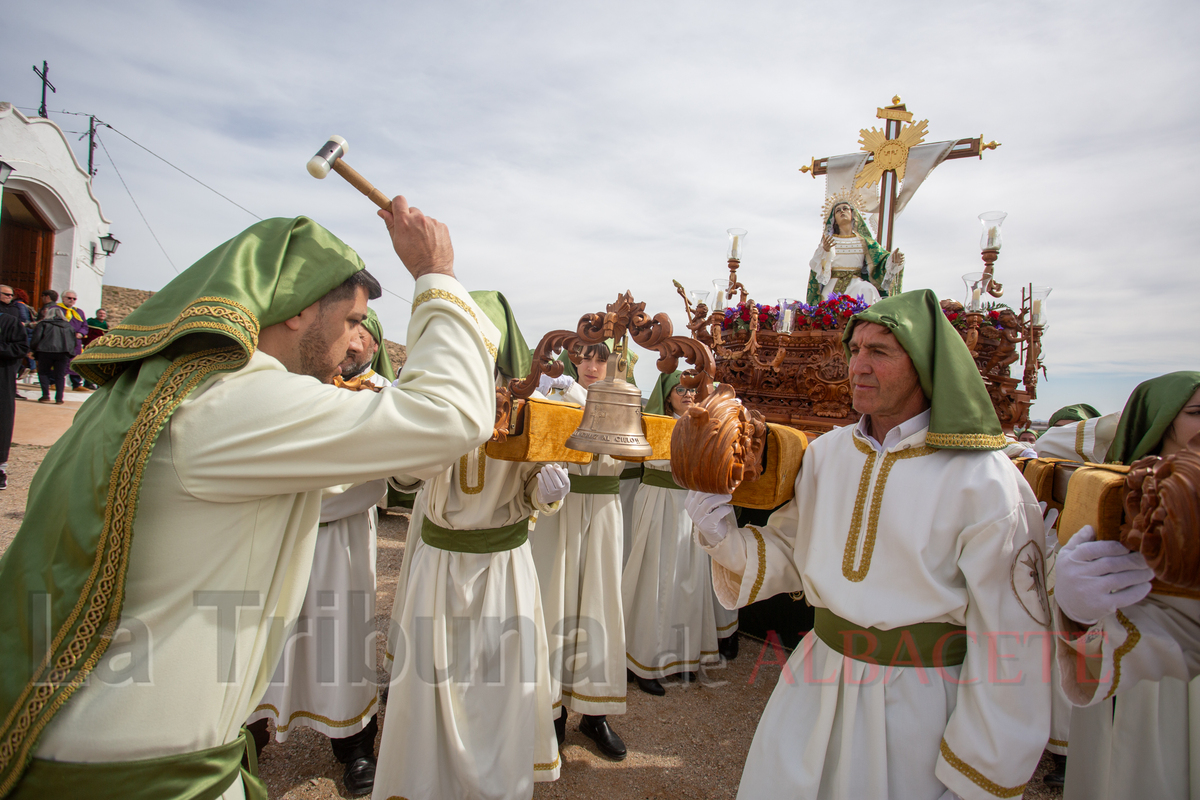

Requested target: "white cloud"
[{"left": 3, "top": 0, "right": 1197, "bottom": 418}]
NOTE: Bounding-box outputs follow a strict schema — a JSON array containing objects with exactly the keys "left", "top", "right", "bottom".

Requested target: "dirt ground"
[{"left": 0, "top": 449, "right": 1061, "bottom": 799}]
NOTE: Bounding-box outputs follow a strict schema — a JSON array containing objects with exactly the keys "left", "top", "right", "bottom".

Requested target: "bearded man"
[
  {"left": 0, "top": 197, "right": 500, "bottom": 800},
  {"left": 687, "top": 290, "right": 1050, "bottom": 800}
]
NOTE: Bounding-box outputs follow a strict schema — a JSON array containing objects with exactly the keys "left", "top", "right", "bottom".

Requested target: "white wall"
[{"left": 0, "top": 102, "right": 112, "bottom": 316}]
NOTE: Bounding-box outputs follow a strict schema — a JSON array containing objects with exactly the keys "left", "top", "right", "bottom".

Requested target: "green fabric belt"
[
  {"left": 619, "top": 465, "right": 644, "bottom": 481},
  {"left": 421, "top": 516, "right": 529, "bottom": 554},
  {"left": 568, "top": 475, "right": 620, "bottom": 495},
  {"left": 9, "top": 727, "right": 266, "bottom": 800},
  {"left": 813, "top": 607, "right": 968, "bottom": 668},
  {"left": 641, "top": 466, "right": 683, "bottom": 491}
]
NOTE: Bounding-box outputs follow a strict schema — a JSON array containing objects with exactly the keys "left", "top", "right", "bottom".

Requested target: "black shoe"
[
  {"left": 579, "top": 715, "right": 626, "bottom": 761},
  {"left": 635, "top": 674, "right": 665, "bottom": 696},
  {"left": 1043, "top": 754, "right": 1066, "bottom": 788},
  {"left": 554, "top": 708, "right": 566, "bottom": 746},
  {"left": 342, "top": 755, "right": 376, "bottom": 797},
  {"left": 718, "top": 632, "right": 740, "bottom": 660},
  {"left": 0, "top": 471, "right": 7, "bottom": 490}
]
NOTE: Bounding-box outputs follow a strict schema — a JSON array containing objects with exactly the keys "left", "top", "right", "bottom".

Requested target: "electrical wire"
[
  {"left": 97, "top": 133, "right": 180, "bottom": 274},
  {"left": 25, "top": 106, "right": 413, "bottom": 302},
  {"left": 20, "top": 107, "right": 261, "bottom": 220}
]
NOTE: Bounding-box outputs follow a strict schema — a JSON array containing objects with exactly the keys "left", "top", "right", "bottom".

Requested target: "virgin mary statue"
[{"left": 807, "top": 194, "right": 905, "bottom": 305}]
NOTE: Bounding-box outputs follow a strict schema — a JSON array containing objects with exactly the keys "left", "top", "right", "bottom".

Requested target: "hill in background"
[{"left": 101, "top": 286, "right": 407, "bottom": 368}]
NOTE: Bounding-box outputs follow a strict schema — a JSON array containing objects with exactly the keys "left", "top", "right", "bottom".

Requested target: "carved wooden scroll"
[
  {"left": 1121, "top": 451, "right": 1200, "bottom": 592},
  {"left": 670, "top": 383, "right": 768, "bottom": 494}
]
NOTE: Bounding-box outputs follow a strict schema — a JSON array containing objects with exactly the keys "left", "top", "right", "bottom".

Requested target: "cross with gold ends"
[{"left": 798, "top": 96, "right": 1000, "bottom": 251}]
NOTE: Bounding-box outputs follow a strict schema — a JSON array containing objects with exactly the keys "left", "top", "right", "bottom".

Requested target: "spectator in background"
[
  {"left": 1016, "top": 429, "right": 1038, "bottom": 445},
  {"left": 38, "top": 289, "right": 58, "bottom": 315},
  {"left": 11, "top": 289, "right": 36, "bottom": 381},
  {"left": 84, "top": 308, "right": 109, "bottom": 347},
  {"left": 29, "top": 306, "right": 75, "bottom": 405},
  {"left": 0, "top": 312, "right": 29, "bottom": 488},
  {"left": 57, "top": 291, "right": 94, "bottom": 390}
]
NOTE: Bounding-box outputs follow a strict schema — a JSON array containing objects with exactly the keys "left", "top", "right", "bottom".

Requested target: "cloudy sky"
[{"left": 3, "top": 0, "right": 1197, "bottom": 418}]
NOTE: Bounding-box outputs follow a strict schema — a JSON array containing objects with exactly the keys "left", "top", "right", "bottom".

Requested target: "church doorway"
[{"left": 0, "top": 189, "right": 55, "bottom": 304}]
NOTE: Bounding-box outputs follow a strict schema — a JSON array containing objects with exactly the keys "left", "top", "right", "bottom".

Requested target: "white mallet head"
[{"left": 307, "top": 135, "right": 349, "bottom": 179}]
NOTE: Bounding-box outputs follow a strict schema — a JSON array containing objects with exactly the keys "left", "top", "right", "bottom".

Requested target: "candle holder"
[
  {"left": 978, "top": 211, "right": 1007, "bottom": 298},
  {"left": 727, "top": 228, "right": 747, "bottom": 261},
  {"left": 777, "top": 298, "right": 798, "bottom": 334},
  {"left": 1030, "top": 285, "right": 1052, "bottom": 329},
  {"left": 711, "top": 279, "right": 727, "bottom": 312},
  {"left": 963, "top": 272, "right": 991, "bottom": 313}
]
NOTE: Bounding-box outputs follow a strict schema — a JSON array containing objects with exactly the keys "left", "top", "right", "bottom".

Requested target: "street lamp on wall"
[
  {"left": 92, "top": 233, "right": 121, "bottom": 265},
  {"left": 0, "top": 159, "right": 13, "bottom": 185}
]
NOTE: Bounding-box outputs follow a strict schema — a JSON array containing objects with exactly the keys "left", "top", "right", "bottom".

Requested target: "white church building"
[{"left": 0, "top": 101, "right": 114, "bottom": 316}]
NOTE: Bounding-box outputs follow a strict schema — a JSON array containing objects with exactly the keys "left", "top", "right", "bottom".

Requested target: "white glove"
[
  {"left": 1020, "top": 448, "right": 1037, "bottom": 459},
  {"left": 1055, "top": 525, "right": 1154, "bottom": 625},
  {"left": 538, "top": 373, "right": 576, "bottom": 396},
  {"left": 535, "top": 464, "right": 570, "bottom": 505},
  {"left": 685, "top": 491, "right": 735, "bottom": 546}
]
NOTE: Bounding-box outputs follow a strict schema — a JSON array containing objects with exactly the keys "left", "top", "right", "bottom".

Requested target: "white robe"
[
  {"left": 702, "top": 417, "right": 1050, "bottom": 800},
  {"left": 373, "top": 446, "right": 563, "bottom": 800},
  {"left": 622, "top": 459, "right": 719, "bottom": 679},
  {"left": 1034, "top": 413, "right": 1119, "bottom": 463},
  {"left": 32, "top": 275, "right": 499, "bottom": 800},
  {"left": 248, "top": 478, "right": 388, "bottom": 741},
  {"left": 1056, "top": 594, "right": 1200, "bottom": 798},
  {"left": 808, "top": 235, "right": 898, "bottom": 304},
  {"left": 530, "top": 454, "right": 627, "bottom": 716}
]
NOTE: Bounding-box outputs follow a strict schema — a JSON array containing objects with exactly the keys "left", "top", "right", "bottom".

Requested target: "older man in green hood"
[
  {"left": 687, "top": 290, "right": 1051, "bottom": 800},
  {"left": 0, "top": 197, "right": 501, "bottom": 800}
]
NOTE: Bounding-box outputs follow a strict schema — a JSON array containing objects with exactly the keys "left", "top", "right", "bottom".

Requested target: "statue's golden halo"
[{"left": 819, "top": 188, "right": 867, "bottom": 222}]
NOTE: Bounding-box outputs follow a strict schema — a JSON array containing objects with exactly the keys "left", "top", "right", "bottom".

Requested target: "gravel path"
[{"left": 0, "top": 448, "right": 1061, "bottom": 799}]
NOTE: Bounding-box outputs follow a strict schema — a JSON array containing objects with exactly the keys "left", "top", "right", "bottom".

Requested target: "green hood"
[
  {"left": 362, "top": 308, "right": 395, "bottom": 382},
  {"left": 1045, "top": 403, "right": 1101, "bottom": 429},
  {"left": 470, "top": 291, "right": 531, "bottom": 380},
  {"left": 843, "top": 289, "right": 1005, "bottom": 450},
  {"left": 1108, "top": 371, "right": 1200, "bottom": 464},
  {"left": 0, "top": 217, "right": 365, "bottom": 795},
  {"left": 645, "top": 370, "right": 683, "bottom": 416}
]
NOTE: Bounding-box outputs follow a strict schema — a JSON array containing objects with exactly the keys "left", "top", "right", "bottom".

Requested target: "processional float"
[{"left": 307, "top": 106, "right": 1199, "bottom": 594}]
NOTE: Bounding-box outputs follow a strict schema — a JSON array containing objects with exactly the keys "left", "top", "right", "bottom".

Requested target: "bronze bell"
[{"left": 565, "top": 350, "right": 652, "bottom": 458}]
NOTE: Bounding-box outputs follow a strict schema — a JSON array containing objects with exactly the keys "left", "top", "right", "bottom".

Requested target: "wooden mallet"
[{"left": 307, "top": 135, "right": 391, "bottom": 210}]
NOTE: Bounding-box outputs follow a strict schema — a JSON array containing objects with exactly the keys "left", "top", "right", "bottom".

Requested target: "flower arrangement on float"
[
  {"left": 942, "top": 301, "right": 1012, "bottom": 332},
  {"left": 722, "top": 293, "right": 871, "bottom": 333}
]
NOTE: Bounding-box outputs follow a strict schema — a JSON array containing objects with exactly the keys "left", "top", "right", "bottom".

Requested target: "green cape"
[
  {"left": 362, "top": 308, "right": 395, "bottom": 382},
  {"left": 807, "top": 203, "right": 895, "bottom": 305},
  {"left": 1108, "top": 371, "right": 1200, "bottom": 465},
  {"left": 645, "top": 370, "right": 683, "bottom": 416},
  {"left": 469, "top": 291, "right": 531, "bottom": 380},
  {"left": 1045, "top": 403, "right": 1101, "bottom": 429},
  {"left": 843, "top": 289, "right": 1005, "bottom": 450},
  {"left": 0, "top": 217, "right": 365, "bottom": 796}
]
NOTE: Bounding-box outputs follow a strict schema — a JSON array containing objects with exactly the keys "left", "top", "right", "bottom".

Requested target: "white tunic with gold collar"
[{"left": 702, "top": 414, "right": 1050, "bottom": 800}]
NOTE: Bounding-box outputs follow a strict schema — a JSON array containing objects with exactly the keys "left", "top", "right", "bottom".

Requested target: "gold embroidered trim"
[
  {"left": 459, "top": 446, "right": 486, "bottom": 495},
  {"left": 747, "top": 527, "right": 767, "bottom": 604},
  {"left": 1074, "top": 420, "right": 1087, "bottom": 461},
  {"left": 0, "top": 347, "right": 247, "bottom": 795},
  {"left": 842, "top": 448, "right": 878, "bottom": 580},
  {"left": 1048, "top": 737, "right": 1068, "bottom": 748},
  {"left": 939, "top": 738, "right": 1026, "bottom": 797},
  {"left": 716, "top": 619, "right": 738, "bottom": 633},
  {"left": 843, "top": 446, "right": 934, "bottom": 581},
  {"left": 924, "top": 431, "right": 1008, "bottom": 450},
  {"left": 256, "top": 695, "right": 378, "bottom": 731},
  {"left": 561, "top": 689, "right": 626, "bottom": 704},
  {"left": 78, "top": 299, "right": 257, "bottom": 356},
  {"left": 534, "top": 753, "right": 561, "bottom": 771},
  {"left": 412, "top": 288, "right": 498, "bottom": 360},
  {"left": 77, "top": 319, "right": 256, "bottom": 366},
  {"left": 1105, "top": 609, "right": 1140, "bottom": 701}
]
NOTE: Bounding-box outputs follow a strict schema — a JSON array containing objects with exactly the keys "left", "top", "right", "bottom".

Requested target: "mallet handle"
[{"left": 331, "top": 159, "right": 392, "bottom": 211}]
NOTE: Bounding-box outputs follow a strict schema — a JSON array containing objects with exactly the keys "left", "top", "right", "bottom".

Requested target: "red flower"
[
  {"left": 821, "top": 313, "right": 834, "bottom": 326},
  {"left": 947, "top": 312, "right": 959, "bottom": 322}
]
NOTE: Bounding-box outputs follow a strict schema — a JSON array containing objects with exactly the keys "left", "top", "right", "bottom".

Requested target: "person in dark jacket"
[
  {"left": 0, "top": 313, "right": 31, "bottom": 489},
  {"left": 29, "top": 306, "right": 76, "bottom": 405}
]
